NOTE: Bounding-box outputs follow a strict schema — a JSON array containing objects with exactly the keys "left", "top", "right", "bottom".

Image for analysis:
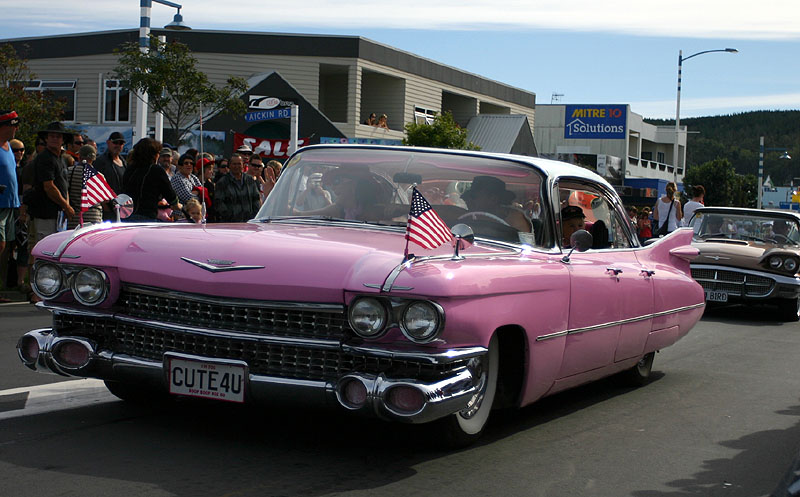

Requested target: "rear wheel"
[
  {"left": 777, "top": 297, "right": 800, "bottom": 322},
  {"left": 620, "top": 352, "right": 655, "bottom": 387},
  {"left": 437, "top": 334, "right": 499, "bottom": 448}
]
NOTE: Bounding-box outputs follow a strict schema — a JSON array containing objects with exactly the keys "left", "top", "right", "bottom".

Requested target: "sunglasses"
[
  {"left": 73, "top": 141, "right": 85, "bottom": 145},
  {"left": 12, "top": 148, "right": 24, "bottom": 152},
  {"left": 111, "top": 140, "right": 125, "bottom": 145}
]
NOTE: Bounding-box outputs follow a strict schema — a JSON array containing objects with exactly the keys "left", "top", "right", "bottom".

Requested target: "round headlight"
[
  {"left": 33, "top": 263, "right": 63, "bottom": 298},
  {"left": 784, "top": 258, "right": 798, "bottom": 272},
  {"left": 72, "top": 268, "right": 107, "bottom": 305},
  {"left": 770, "top": 256, "right": 783, "bottom": 269},
  {"left": 401, "top": 301, "right": 442, "bottom": 342},
  {"left": 348, "top": 298, "right": 387, "bottom": 337}
]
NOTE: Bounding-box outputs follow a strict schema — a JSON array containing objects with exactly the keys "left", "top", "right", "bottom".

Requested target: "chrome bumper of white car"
[
  {"left": 691, "top": 264, "right": 800, "bottom": 300},
  {"left": 17, "top": 328, "right": 487, "bottom": 424}
]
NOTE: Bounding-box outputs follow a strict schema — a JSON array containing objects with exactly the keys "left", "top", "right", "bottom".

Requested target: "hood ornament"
[{"left": 181, "top": 257, "right": 264, "bottom": 273}]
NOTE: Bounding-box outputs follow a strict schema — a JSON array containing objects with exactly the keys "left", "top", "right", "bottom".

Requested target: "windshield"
[
  {"left": 256, "top": 147, "right": 551, "bottom": 247},
  {"left": 689, "top": 210, "right": 800, "bottom": 245}
]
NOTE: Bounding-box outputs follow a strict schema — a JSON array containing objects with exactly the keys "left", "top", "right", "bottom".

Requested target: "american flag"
[
  {"left": 81, "top": 163, "right": 116, "bottom": 212},
  {"left": 405, "top": 187, "right": 452, "bottom": 250}
]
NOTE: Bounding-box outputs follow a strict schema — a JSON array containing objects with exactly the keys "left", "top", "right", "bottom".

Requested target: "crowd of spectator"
[{"left": 0, "top": 114, "right": 288, "bottom": 302}]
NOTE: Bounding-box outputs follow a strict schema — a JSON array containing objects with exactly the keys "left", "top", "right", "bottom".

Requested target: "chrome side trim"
[
  {"left": 535, "top": 302, "right": 706, "bottom": 342},
  {"left": 50, "top": 223, "right": 138, "bottom": 259}
]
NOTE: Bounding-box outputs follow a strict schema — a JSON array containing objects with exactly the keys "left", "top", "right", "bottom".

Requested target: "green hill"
[{"left": 645, "top": 110, "right": 800, "bottom": 186}]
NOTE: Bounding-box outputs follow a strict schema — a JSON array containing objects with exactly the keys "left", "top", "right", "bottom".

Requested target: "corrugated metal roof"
[{"left": 466, "top": 114, "right": 531, "bottom": 154}]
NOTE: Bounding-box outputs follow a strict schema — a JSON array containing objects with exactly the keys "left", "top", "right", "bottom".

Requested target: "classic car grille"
[
  {"left": 53, "top": 314, "right": 455, "bottom": 381},
  {"left": 691, "top": 268, "right": 774, "bottom": 297},
  {"left": 118, "top": 286, "right": 350, "bottom": 341}
]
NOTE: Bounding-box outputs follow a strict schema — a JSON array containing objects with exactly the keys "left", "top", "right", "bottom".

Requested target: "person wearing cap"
[
  {"left": 460, "top": 175, "right": 531, "bottom": 233},
  {"left": 0, "top": 111, "right": 22, "bottom": 297},
  {"left": 66, "top": 145, "right": 103, "bottom": 230},
  {"left": 236, "top": 144, "right": 253, "bottom": 165},
  {"left": 93, "top": 131, "right": 127, "bottom": 220},
  {"left": 158, "top": 147, "right": 174, "bottom": 178},
  {"left": 214, "top": 153, "right": 260, "bottom": 223},
  {"left": 295, "top": 172, "right": 332, "bottom": 211},
  {"left": 170, "top": 153, "right": 202, "bottom": 204},
  {"left": 561, "top": 205, "right": 586, "bottom": 247}
]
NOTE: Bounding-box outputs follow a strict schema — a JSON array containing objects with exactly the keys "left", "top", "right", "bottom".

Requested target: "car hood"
[
  {"left": 690, "top": 238, "right": 800, "bottom": 275},
  {"left": 33, "top": 222, "right": 511, "bottom": 302}
]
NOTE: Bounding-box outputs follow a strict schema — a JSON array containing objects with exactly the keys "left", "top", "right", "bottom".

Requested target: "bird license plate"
[{"left": 705, "top": 290, "right": 728, "bottom": 302}]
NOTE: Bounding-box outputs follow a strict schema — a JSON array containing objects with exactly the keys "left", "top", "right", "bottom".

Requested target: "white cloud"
[
  {"left": 6, "top": 0, "right": 800, "bottom": 40},
  {"left": 631, "top": 93, "right": 800, "bottom": 118}
]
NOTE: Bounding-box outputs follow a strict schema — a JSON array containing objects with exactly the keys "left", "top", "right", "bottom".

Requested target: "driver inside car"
[{"left": 459, "top": 175, "right": 531, "bottom": 233}]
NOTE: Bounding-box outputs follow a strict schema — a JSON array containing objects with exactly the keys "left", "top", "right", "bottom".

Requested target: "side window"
[{"left": 557, "top": 182, "right": 632, "bottom": 250}]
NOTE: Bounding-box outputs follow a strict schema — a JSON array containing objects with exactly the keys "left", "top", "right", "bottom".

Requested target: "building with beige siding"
[{"left": 3, "top": 29, "right": 536, "bottom": 157}]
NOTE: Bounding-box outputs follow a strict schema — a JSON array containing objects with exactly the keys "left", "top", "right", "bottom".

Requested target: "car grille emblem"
[
  {"left": 181, "top": 257, "right": 264, "bottom": 273},
  {"left": 703, "top": 255, "right": 730, "bottom": 261}
]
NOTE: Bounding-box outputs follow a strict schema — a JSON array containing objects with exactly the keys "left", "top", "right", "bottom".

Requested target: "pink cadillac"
[{"left": 18, "top": 145, "right": 704, "bottom": 446}]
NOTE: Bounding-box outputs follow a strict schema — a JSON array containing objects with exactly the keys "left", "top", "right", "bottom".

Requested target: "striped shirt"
[
  {"left": 67, "top": 162, "right": 103, "bottom": 229},
  {"left": 170, "top": 172, "right": 201, "bottom": 203}
]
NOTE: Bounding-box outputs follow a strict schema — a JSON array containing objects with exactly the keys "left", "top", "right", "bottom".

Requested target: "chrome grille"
[
  {"left": 691, "top": 268, "right": 774, "bottom": 297},
  {"left": 118, "top": 286, "right": 350, "bottom": 341},
  {"left": 53, "top": 314, "right": 454, "bottom": 381}
]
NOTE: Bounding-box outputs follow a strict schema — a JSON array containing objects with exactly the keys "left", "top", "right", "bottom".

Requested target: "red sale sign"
[{"left": 233, "top": 133, "right": 309, "bottom": 159}]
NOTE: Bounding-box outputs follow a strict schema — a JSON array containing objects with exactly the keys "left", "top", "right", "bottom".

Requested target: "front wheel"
[
  {"left": 777, "top": 297, "right": 800, "bottom": 322},
  {"left": 436, "top": 334, "right": 499, "bottom": 448}
]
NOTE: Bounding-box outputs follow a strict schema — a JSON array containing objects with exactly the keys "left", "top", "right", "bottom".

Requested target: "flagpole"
[{"left": 195, "top": 101, "right": 205, "bottom": 223}]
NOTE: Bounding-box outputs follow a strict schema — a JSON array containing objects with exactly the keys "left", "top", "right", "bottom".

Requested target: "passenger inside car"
[
  {"left": 561, "top": 205, "right": 586, "bottom": 247},
  {"left": 458, "top": 175, "right": 532, "bottom": 233}
]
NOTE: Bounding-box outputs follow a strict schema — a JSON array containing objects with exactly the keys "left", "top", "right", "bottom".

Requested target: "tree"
[
  {"left": 403, "top": 111, "right": 480, "bottom": 150},
  {"left": 0, "top": 44, "right": 66, "bottom": 148},
  {"left": 113, "top": 36, "right": 247, "bottom": 147},
  {"left": 683, "top": 158, "right": 755, "bottom": 207}
]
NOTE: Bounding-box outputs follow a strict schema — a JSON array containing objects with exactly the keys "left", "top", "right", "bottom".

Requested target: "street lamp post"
[
  {"left": 757, "top": 136, "right": 792, "bottom": 209},
  {"left": 134, "top": 0, "right": 190, "bottom": 143},
  {"left": 673, "top": 48, "right": 738, "bottom": 183}
]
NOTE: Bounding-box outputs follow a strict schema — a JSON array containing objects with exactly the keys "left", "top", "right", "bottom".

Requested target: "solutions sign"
[{"left": 564, "top": 105, "right": 626, "bottom": 139}]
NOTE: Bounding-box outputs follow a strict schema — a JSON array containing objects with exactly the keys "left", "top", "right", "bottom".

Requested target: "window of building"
[
  {"left": 23, "top": 80, "right": 76, "bottom": 121},
  {"left": 641, "top": 151, "right": 653, "bottom": 161},
  {"left": 414, "top": 106, "right": 437, "bottom": 125},
  {"left": 656, "top": 151, "right": 665, "bottom": 163},
  {"left": 104, "top": 80, "right": 130, "bottom": 123}
]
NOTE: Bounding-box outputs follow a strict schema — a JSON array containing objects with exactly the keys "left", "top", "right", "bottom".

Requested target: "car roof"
[{"left": 298, "top": 144, "right": 613, "bottom": 189}]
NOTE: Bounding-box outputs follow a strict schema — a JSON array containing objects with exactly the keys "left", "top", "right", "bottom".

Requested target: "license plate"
[
  {"left": 167, "top": 356, "right": 246, "bottom": 403},
  {"left": 706, "top": 290, "right": 728, "bottom": 302}
]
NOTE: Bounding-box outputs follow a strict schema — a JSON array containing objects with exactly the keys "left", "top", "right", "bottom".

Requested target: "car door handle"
[
  {"left": 640, "top": 269, "right": 656, "bottom": 277},
  {"left": 606, "top": 267, "right": 623, "bottom": 276}
]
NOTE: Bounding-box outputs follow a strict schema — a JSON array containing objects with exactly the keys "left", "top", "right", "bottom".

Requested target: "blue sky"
[{"left": 4, "top": 0, "right": 799, "bottom": 119}]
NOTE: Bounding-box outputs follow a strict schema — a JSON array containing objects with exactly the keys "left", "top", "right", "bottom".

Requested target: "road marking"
[{"left": 0, "top": 379, "right": 117, "bottom": 421}]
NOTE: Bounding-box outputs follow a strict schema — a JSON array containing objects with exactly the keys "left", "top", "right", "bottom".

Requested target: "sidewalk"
[{"left": 0, "top": 287, "right": 28, "bottom": 303}]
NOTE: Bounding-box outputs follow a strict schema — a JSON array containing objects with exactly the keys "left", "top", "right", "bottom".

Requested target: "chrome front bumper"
[{"left": 18, "top": 328, "right": 487, "bottom": 424}]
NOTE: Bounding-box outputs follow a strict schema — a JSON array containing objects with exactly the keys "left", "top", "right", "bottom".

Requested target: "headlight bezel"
[
  {"left": 348, "top": 297, "right": 390, "bottom": 338},
  {"left": 71, "top": 267, "right": 109, "bottom": 306},
  {"left": 347, "top": 295, "right": 445, "bottom": 343},
  {"left": 400, "top": 300, "right": 445, "bottom": 343},
  {"left": 32, "top": 262, "right": 65, "bottom": 299},
  {"left": 783, "top": 257, "right": 798, "bottom": 273}
]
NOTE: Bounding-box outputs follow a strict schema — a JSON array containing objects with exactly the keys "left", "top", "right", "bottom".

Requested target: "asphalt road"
[{"left": 1, "top": 301, "right": 799, "bottom": 497}]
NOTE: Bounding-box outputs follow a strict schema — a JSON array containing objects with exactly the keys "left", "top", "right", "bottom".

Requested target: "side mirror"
[
  {"left": 450, "top": 223, "right": 474, "bottom": 260},
  {"left": 112, "top": 194, "right": 134, "bottom": 221},
  {"left": 570, "top": 229, "right": 593, "bottom": 252},
  {"left": 562, "top": 229, "right": 593, "bottom": 263}
]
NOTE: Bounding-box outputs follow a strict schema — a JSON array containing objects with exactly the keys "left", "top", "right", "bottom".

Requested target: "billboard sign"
[{"left": 564, "top": 105, "right": 626, "bottom": 139}]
